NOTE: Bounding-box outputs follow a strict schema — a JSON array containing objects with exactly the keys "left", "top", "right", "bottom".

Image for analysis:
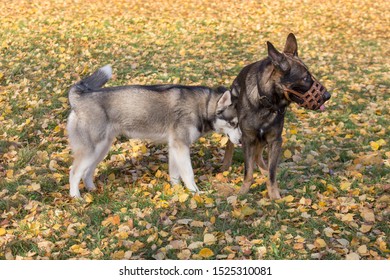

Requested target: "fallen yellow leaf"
[
  {"left": 178, "top": 192, "right": 189, "bottom": 203},
  {"left": 220, "top": 136, "right": 229, "bottom": 146},
  {"left": 284, "top": 149, "right": 292, "bottom": 159},
  {"left": 370, "top": 141, "right": 380, "bottom": 151},
  {"left": 241, "top": 205, "right": 256, "bottom": 217},
  {"left": 117, "top": 232, "right": 128, "bottom": 239},
  {"left": 290, "top": 127, "right": 298, "bottom": 134},
  {"left": 204, "top": 197, "right": 214, "bottom": 205},
  {"left": 340, "top": 181, "right": 351, "bottom": 191},
  {"left": 285, "top": 195, "right": 295, "bottom": 202},
  {"left": 179, "top": 48, "right": 186, "bottom": 57},
  {"left": 314, "top": 238, "right": 327, "bottom": 248},
  {"left": 377, "top": 139, "right": 386, "bottom": 146},
  {"left": 84, "top": 193, "right": 93, "bottom": 203},
  {"left": 378, "top": 240, "right": 388, "bottom": 252},
  {"left": 53, "top": 125, "right": 61, "bottom": 133},
  {"left": 370, "top": 139, "right": 386, "bottom": 151},
  {"left": 199, "top": 248, "right": 214, "bottom": 258},
  {"left": 92, "top": 248, "right": 103, "bottom": 257},
  {"left": 112, "top": 215, "right": 120, "bottom": 225},
  {"left": 6, "top": 169, "right": 13, "bottom": 179},
  {"left": 155, "top": 170, "right": 162, "bottom": 178},
  {"left": 112, "top": 250, "right": 125, "bottom": 260}
]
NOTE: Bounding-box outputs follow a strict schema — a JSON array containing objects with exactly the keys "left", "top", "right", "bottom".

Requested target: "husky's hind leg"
[
  {"left": 68, "top": 112, "right": 112, "bottom": 197},
  {"left": 69, "top": 150, "right": 95, "bottom": 198},
  {"left": 68, "top": 112, "right": 91, "bottom": 198},
  {"left": 82, "top": 136, "right": 114, "bottom": 191},
  {"left": 169, "top": 153, "right": 181, "bottom": 186},
  {"left": 168, "top": 139, "right": 199, "bottom": 193}
]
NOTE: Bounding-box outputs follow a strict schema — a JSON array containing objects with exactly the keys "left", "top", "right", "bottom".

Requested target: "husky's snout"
[{"left": 228, "top": 127, "right": 242, "bottom": 146}]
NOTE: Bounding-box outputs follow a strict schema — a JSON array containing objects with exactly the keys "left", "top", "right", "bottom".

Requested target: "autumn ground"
[{"left": 0, "top": 0, "right": 389, "bottom": 260}]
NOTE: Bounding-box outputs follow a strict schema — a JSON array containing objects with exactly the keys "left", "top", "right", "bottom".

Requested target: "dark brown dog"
[{"left": 222, "top": 33, "right": 331, "bottom": 199}]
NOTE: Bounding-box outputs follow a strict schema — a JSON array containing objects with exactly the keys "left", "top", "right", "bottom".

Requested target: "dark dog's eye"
[{"left": 303, "top": 74, "right": 311, "bottom": 83}]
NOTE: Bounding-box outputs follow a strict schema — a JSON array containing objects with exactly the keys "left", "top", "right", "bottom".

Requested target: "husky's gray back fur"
[{"left": 68, "top": 69, "right": 228, "bottom": 146}]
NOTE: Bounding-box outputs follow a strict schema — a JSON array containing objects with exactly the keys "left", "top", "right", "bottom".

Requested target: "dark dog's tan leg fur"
[
  {"left": 239, "top": 138, "right": 256, "bottom": 194},
  {"left": 255, "top": 142, "right": 269, "bottom": 176},
  {"left": 266, "top": 140, "right": 282, "bottom": 199},
  {"left": 221, "top": 140, "right": 234, "bottom": 171},
  {"left": 222, "top": 138, "right": 281, "bottom": 199}
]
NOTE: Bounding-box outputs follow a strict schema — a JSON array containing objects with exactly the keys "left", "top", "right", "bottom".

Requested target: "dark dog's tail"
[{"left": 69, "top": 65, "right": 112, "bottom": 107}]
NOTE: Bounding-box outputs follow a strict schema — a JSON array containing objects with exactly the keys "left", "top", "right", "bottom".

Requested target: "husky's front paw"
[
  {"left": 69, "top": 189, "right": 81, "bottom": 198},
  {"left": 170, "top": 178, "right": 181, "bottom": 187},
  {"left": 188, "top": 185, "right": 200, "bottom": 193}
]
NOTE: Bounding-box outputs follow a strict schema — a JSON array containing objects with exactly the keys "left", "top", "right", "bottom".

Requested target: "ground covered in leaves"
[{"left": 0, "top": 0, "right": 389, "bottom": 260}]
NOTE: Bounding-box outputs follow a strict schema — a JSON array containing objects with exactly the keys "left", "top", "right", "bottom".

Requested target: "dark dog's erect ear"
[
  {"left": 267, "top": 41, "right": 290, "bottom": 72},
  {"left": 283, "top": 33, "right": 298, "bottom": 56}
]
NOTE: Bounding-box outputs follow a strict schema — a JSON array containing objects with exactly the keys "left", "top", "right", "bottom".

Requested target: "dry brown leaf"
[
  {"left": 360, "top": 208, "right": 375, "bottom": 222},
  {"left": 345, "top": 252, "right": 360, "bottom": 260}
]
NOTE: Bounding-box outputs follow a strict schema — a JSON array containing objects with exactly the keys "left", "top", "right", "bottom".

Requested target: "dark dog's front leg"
[
  {"left": 221, "top": 139, "right": 234, "bottom": 171},
  {"left": 239, "top": 137, "right": 256, "bottom": 194},
  {"left": 267, "top": 139, "right": 282, "bottom": 199},
  {"left": 255, "top": 141, "right": 268, "bottom": 176}
]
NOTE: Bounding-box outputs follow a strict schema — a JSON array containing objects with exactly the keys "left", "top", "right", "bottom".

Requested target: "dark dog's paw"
[{"left": 237, "top": 183, "right": 251, "bottom": 195}]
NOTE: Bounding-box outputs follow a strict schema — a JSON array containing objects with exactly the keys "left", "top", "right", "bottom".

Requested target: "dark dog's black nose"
[{"left": 323, "top": 91, "right": 331, "bottom": 101}]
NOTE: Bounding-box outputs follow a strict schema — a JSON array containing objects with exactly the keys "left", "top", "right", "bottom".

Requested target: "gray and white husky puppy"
[{"left": 67, "top": 65, "right": 241, "bottom": 197}]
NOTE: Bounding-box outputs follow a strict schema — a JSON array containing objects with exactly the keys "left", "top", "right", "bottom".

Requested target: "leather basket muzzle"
[{"left": 283, "top": 77, "right": 327, "bottom": 110}]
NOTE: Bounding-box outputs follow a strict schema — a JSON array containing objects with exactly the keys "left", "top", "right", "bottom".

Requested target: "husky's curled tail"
[{"left": 68, "top": 65, "right": 112, "bottom": 108}]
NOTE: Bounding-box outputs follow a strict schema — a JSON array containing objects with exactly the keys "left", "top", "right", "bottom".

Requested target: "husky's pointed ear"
[
  {"left": 267, "top": 41, "right": 290, "bottom": 72},
  {"left": 217, "top": 90, "right": 232, "bottom": 110},
  {"left": 284, "top": 33, "right": 298, "bottom": 56}
]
